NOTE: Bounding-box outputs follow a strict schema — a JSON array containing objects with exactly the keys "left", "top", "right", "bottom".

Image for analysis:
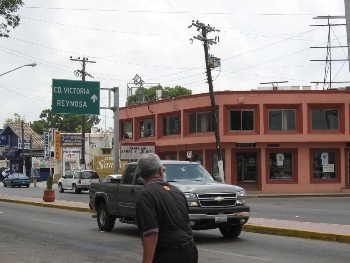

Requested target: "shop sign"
[
  {"left": 120, "top": 145, "right": 155, "bottom": 160},
  {"left": 323, "top": 164, "right": 334, "bottom": 172},
  {"left": 44, "top": 132, "right": 50, "bottom": 159},
  {"left": 18, "top": 138, "right": 30, "bottom": 149},
  {"left": 236, "top": 142, "right": 256, "bottom": 147},
  {"left": 54, "top": 131, "right": 61, "bottom": 161},
  {"left": 94, "top": 156, "right": 114, "bottom": 175},
  {"left": 0, "top": 135, "right": 8, "bottom": 147}
]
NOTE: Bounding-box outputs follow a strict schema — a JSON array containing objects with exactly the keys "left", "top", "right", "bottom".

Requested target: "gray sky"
[{"left": 0, "top": 0, "right": 348, "bottom": 131}]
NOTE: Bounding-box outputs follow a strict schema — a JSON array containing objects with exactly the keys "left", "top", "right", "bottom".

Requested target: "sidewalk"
[{"left": 1, "top": 182, "right": 350, "bottom": 244}]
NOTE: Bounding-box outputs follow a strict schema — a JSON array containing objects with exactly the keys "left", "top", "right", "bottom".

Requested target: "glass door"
[{"left": 237, "top": 153, "right": 257, "bottom": 182}]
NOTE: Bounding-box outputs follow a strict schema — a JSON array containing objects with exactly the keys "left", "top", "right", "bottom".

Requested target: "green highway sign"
[{"left": 52, "top": 79, "right": 100, "bottom": 115}]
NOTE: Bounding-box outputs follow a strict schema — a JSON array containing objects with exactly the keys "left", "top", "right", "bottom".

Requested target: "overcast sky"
[{"left": 0, "top": 0, "right": 348, "bottom": 131}]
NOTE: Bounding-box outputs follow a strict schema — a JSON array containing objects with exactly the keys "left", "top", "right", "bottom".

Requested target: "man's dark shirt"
[{"left": 136, "top": 178, "right": 193, "bottom": 249}]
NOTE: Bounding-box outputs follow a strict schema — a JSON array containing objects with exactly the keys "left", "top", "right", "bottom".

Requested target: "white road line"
[
  {"left": 200, "top": 248, "right": 271, "bottom": 261},
  {"left": 34, "top": 219, "right": 71, "bottom": 226}
]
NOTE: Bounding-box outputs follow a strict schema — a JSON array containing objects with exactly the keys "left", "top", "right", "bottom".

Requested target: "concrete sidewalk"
[{"left": 1, "top": 182, "right": 350, "bottom": 244}]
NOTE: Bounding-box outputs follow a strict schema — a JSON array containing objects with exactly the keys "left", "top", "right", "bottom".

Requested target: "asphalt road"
[
  {"left": 1, "top": 183, "right": 350, "bottom": 225},
  {"left": 1, "top": 202, "right": 349, "bottom": 263}
]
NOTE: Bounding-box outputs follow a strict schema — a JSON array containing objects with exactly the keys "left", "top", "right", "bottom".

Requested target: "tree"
[
  {"left": 3, "top": 112, "right": 25, "bottom": 127},
  {"left": 30, "top": 120, "right": 45, "bottom": 134},
  {"left": 38, "top": 109, "right": 100, "bottom": 133},
  {"left": 126, "top": 85, "right": 192, "bottom": 106},
  {"left": 0, "top": 0, "right": 24, "bottom": 38}
]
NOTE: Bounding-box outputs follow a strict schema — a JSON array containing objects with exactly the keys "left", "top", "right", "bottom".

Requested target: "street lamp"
[{"left": 0, "top": 63, "right": 37, "bottom": 77}]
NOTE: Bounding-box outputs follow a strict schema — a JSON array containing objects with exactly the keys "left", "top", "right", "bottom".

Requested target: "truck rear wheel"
[
  {"left": 219, "top": 225, "right": 242, "bottom": 238},
  {"left": 97, "top": 203, "right": 116, "bottom": 232}
]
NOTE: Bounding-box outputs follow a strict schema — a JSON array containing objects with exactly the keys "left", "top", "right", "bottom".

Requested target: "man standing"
[{"left": 136, "top": 153, "right": 198, "bottom": 263}]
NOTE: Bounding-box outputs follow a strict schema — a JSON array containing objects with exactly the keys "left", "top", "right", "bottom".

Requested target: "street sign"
[{"left": 52, "top": 79, "right": 100, "bottom": 115}]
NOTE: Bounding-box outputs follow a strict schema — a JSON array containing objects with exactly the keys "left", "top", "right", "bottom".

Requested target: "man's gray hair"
[{"left": 137, "top": 153, "right": 162, "bottom": 179}]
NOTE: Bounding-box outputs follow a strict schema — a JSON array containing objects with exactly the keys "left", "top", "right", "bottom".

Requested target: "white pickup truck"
[{"left": 58, "top": 170, "right": 99, "bottom": 194}]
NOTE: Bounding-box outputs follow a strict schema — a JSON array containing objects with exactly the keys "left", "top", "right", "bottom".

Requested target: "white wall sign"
[{"left": 120, "top": 145, "right": 155, "bottom": 160}]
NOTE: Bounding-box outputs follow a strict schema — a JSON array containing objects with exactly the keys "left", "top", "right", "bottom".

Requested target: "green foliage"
[
  {"left": 3, "top": 113, "right": 25, "bottom": 127},
  {"left": 46, "top": 174, "right": 53, "bottom": 190},
  {"left": 38, "top": 109, "right": 100, "bottom": 133},
  {"left": 30, "top": 120, "right": 45, "bottom": 134},
  {"left": 0, "top": 0, "right": 24, "bottom": 37},
  {"left": 126, "top": 85, "right": 192, "bottom": 106}
]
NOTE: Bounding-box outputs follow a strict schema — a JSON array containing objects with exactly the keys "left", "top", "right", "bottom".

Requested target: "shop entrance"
[{"left": 237, "top": 153, "right": 257, "bottom": 182}]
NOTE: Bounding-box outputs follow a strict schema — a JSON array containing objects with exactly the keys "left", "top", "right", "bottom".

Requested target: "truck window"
[{"left": 123, "top": 165, "right": 136, "bottom": 184}]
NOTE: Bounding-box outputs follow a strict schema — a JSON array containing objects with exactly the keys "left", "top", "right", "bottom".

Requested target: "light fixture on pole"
[{"left": 0, "top": 63, "right": 37, "bottom": 77}]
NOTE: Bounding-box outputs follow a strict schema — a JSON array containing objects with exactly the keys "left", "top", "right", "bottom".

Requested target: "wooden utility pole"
[
  {"left": 70, "top": 57, "right": 96, "bottom": 169},
  {"left": 189, "top": 20, "right": 224, "bottom": 180}
]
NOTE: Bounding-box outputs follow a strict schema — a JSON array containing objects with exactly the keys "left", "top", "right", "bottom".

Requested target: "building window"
[
  {"left": 122, "top": 122, "right": 133, "bottom": 140},
  {"left": 140, "top": 119, "right": 155, "bottom": 137},
  {"left": 229, "top": 110, "right": 254, "bottom": 131},
  {"left": 311, "top": 109, "right": 338, "bottom": 130},
  {"left": 312, "top": 151, "right": 336, "bottom": 179},
  {"left": 268, "top": 110, "right": 296, "bottom": 131},
  {"left": 163, "top": 115, "right": 181, "bottom": 136},
  {"left": 189, "top": 112, "right": 214, "bottom": 133},
  {"left": 269, "top": 152, "right": 293, "bottom": 179}
]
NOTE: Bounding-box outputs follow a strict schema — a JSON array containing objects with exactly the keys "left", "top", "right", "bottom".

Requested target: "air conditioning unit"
[
  {"left": 156, "top": 90, "right": 170, "bottom": 100},
  {"left": 136, "top": 94, "right": 145, "bottom": 104}
]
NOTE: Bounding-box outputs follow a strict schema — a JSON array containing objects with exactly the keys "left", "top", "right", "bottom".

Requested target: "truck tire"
[
  {"left": 219, "top": 225, "right": 242, "bottom": 238},
  {"left": 58, "top": 183, "right": 64, "bottom": 193},
  {"left": 97, "top": 203, "right": 116, "bottom": 232}
]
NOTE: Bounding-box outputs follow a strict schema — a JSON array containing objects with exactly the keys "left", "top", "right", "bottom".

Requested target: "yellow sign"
[
  {"left": 54, "top": 131, "right": 61, "bottom": 161},
  {"left": 94, "top": 156, "right": 114, "bottom": 177}
]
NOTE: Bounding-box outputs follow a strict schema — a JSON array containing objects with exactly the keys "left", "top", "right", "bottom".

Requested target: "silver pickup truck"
[{"left": 89, "top": 160, "right": 250, "bottom": 238}]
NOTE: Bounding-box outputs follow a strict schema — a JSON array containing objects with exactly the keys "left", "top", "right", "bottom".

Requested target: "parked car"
[
  {"left": 58, "top": 170, "right": 99, "bottom": 194},
  {"left": 3, "top": 173, "right": 31, "bottom": 188},
  {"left": 100, "top": 174, "right": 122, "bottom": 183}
]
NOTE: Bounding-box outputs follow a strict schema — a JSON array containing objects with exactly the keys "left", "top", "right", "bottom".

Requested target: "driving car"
[{"left": 3, "top": 173, "right": 31, "bottom": 188}]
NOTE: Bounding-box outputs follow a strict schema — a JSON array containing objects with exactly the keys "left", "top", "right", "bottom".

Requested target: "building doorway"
[{"left": 237, "top": 153, "right": 257, "bottom": 182}]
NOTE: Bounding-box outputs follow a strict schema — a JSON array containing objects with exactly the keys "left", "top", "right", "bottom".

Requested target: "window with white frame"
[
  {"left": 229, "top": 110, "right": 254, "bottom": 131},
  {"left": 268, "top": 109, "right": 296, "bottom": 131},
  {"left": 189, "top": 112, "right": 214, "bottom": 133},
  {"left": 311, "top": 109, "right": 338, "bottom": 130},
  {"left": 163, "top": 115, "right": 181, "bottom": 136}
]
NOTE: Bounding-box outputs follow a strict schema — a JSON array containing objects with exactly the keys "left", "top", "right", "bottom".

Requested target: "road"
[
  {"left": 0, "top": 202, "right": 349, "bottom": 263},
  {"left": 2, "top": 183, "right": 350, "bottom": 225}
]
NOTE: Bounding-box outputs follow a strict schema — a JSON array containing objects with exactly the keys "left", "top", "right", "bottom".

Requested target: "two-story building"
[{"left": 118, "top": 87, "right": 350, "bottom": 193}]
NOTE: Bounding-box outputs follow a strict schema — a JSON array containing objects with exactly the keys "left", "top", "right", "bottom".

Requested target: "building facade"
[{"left": 118, "top": 88, "right": 350, "bottom": 193}]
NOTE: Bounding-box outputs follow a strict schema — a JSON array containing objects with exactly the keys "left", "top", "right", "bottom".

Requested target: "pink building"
[{"left": 119, "top": 89, "right": 350, "bottom": 193}]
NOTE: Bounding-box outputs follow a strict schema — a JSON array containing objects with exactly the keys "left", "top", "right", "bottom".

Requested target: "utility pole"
[
  {"left": 189, "top": 20, "right": 224, "bottom": 180},
  {"left": 21, "top": 120, "right": 25, "bottom": 175},
  {"left": 70, "top": 57, "right": 96, "bottom": 169}
]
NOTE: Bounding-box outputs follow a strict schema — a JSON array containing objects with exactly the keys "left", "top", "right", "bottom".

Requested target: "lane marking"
[
  {"left": 200, "top": 248, "right": 271, "bottom": 261},
  {"left": 34, "top": 219, "right": 71, "bottom": 226}
]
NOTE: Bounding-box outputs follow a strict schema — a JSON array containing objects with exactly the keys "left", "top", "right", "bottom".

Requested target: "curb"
[
  {"left": 243, "top": 224, "right": 350, "bottom": 244},
  {"left": 0, "top": 198, "right": 92, "bottom": 213}
]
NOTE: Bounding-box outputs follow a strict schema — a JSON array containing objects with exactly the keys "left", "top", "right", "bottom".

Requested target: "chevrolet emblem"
[{"left": 214, "top": 196, "right": 225, "bottom": 202}]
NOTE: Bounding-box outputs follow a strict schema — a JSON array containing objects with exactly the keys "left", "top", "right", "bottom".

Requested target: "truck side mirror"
[
  {"left": 136, "top": 178, "right": 144, "bottom": 185},
  {"left": 213, "top": 176, "right": 222, "bottom": 182}
]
